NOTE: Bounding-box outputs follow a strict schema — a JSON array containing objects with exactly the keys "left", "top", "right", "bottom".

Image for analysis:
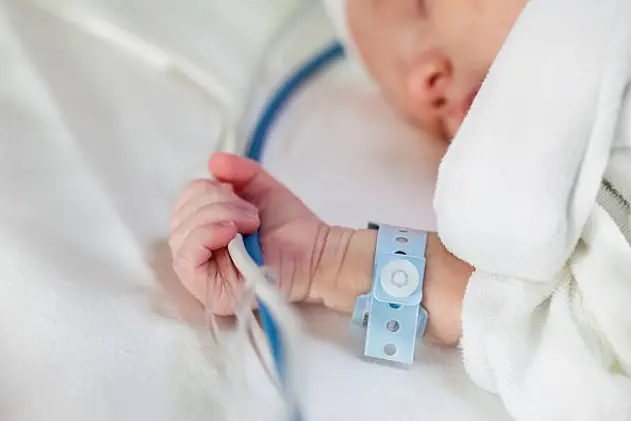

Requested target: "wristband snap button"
[{"left": 380, "top": 259, "right": 420, "bottom": 298}]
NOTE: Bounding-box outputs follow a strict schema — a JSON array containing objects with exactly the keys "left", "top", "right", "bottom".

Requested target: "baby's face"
[{"left": 347, "top": 0, "right": 526, "bottom": 139}]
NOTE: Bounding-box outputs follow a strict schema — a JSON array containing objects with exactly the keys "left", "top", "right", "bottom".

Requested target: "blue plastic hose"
[
  {"left": 243, "top": 40, "right": 345, "bottom": 418},
  {"left": 247, "top": 41, "right": 345, "bottom": 162}
]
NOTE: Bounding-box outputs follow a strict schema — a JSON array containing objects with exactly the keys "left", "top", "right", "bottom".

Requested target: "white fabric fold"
[
  {"left": 434, "top": 0, "right": 631, "bottom": 419},
  {"left": 435, "top": 0, "right": 631, "bottom": 281}
]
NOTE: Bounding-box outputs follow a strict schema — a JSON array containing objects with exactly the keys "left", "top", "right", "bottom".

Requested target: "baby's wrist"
[
  {"left": 308, "top": 226, "right": 376, "bottom": 313},
  {"left": 422, "top": 233, "right": 472, "bottom": 346},
  {"left": 308, "top": 226, "right": 471, "bottom": 348}
]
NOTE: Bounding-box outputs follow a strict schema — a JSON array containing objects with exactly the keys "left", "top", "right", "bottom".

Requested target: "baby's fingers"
[
  {"left": 173, "top": 179, "right": 232, "bottom": 213},
  {"left": 171, "top": 179, "right": 236, "bottom": 230},
  {"left": 170, "top": 202, "right": 259, "bottom": 253},
  {"left": 172, "top": 222, "right": 236, "bottom": 299}
]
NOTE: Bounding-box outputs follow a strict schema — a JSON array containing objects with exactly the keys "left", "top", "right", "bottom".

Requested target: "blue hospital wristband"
[{"left": 351, "top": 223, "right": 429, "bottom": 364}]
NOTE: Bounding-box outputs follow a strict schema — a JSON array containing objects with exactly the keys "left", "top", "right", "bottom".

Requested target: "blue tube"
[
  {"left": 243, "top": 40, "right": 345, "bottom": 418},
  {"left": 247, "top": 41, "right": 345, "bottom": 162},
  {"left": 243, "top": 231, "right": 285, "bottom": 380}
]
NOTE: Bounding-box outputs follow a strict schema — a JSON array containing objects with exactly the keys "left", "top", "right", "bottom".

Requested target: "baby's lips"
[
  {"left": 463, "top": 85, "right": 481, "bottom": 116},
  {"left": 445, "top": 85, "right": 481, "bottom": 136}
]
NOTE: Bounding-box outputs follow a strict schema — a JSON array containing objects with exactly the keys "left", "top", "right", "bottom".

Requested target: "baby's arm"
[
  {"left": 307, "top": 227, "right": 473, "bottom": 346},
  {"left": 170, "top": 153, "right": 471, "bottom": 347}
]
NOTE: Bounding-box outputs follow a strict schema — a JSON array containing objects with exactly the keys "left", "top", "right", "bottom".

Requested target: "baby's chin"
[
  {"left": 408, "top": 117, "right": 454, "bottom": 143},
  {"left": 444, "top": 119, "right": 462, "bottom": 141},
  {"left": 399, "top": 112, "right": 452, "bottom": 143},
  {"left": 422, "top": 112, "right": 463, "bottom": 142}
]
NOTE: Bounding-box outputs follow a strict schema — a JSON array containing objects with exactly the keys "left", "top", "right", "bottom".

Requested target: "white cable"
[
  {"left": 228, "top": 235, "right": 305, "bottom": 421},
  {"left": 34, "top": 3, "right": 239, "bottom": 155}
]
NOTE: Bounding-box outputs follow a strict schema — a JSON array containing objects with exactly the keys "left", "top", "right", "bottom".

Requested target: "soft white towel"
[{"left": 434, "top": 0, "right": 631, "bottom": 419}]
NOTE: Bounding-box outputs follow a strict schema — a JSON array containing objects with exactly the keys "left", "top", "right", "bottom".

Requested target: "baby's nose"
[{"left": 409, "top": 57, "right": 452, "bottom": 114}]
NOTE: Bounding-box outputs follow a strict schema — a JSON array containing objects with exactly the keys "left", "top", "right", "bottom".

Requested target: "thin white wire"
[
  {"left": 33, "top": 3, "right": 240, "bottom": 155},
  {"left": 228, "top": 235, "right": 305, "bottom": 421},
  {"left": 221, "top": 3, "right": 317, "bottom": 416},
  {"left": 31, "top": 2, "right": 313, "bottom": 420}
]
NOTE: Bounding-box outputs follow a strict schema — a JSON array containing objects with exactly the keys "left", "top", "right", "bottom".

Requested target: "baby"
[{"left": 170, "top": 0, "right": 631, "bottom": 419}]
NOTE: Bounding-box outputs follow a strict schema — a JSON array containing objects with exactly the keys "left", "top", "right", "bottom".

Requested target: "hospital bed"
[{"left": 0, "top": 0, "right": 511, "bottom": 419}]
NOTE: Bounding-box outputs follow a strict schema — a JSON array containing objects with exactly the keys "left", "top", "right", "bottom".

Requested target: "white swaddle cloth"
[{"left": 435, "top": 0, "right": 631, "bottom": 419}]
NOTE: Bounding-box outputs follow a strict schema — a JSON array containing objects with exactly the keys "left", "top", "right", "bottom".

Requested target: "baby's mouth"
[
  {"left": 463, "top": 85, "right": 481, "bottom": 116},
  {"left": 444, "top": 85, "right": 482, "bottom": 139}
]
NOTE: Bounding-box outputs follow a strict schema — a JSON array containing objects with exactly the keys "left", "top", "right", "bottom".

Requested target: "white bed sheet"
[{"left": 0, "top": 1, "right": 510, "bottom": 420}]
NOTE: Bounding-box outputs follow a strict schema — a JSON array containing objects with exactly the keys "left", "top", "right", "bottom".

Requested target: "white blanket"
[
  {"left": 435, "top": 0, "right": 631, "bottom": 419},
  {"left": 0, "top": 1, "right": 510, "bottom": 420}
]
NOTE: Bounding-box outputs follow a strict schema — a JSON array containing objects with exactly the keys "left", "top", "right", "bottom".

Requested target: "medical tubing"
[
  {"left": 245, "top": 41, "right": 345, "bottom": 162},
  {"left": 242, "top": 38, "right": 344, "bottom": 373},
  {"left": 241, "top": 40, "right": 344, "bottom": 421},
  {"left": 33, "top": 2, "right": 238, "bottom": 165}
]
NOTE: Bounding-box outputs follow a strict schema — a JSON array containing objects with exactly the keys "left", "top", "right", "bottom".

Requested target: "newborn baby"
[{"left": 170, "top": 0, "right": 631, "bottom": 419}]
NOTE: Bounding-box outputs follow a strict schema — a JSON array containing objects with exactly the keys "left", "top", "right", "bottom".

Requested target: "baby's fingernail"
[{"left": 219, "top": 221, "right": 235, "bottom": 228}]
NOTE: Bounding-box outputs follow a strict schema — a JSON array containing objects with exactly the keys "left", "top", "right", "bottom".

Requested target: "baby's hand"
[{"left": 169, "top": 153, "right": 327, "bottom": 315}]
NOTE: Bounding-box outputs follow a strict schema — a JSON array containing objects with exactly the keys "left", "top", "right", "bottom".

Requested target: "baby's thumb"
[{"left": 208, "top": 153, "right": 284, "bottom": 206}]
